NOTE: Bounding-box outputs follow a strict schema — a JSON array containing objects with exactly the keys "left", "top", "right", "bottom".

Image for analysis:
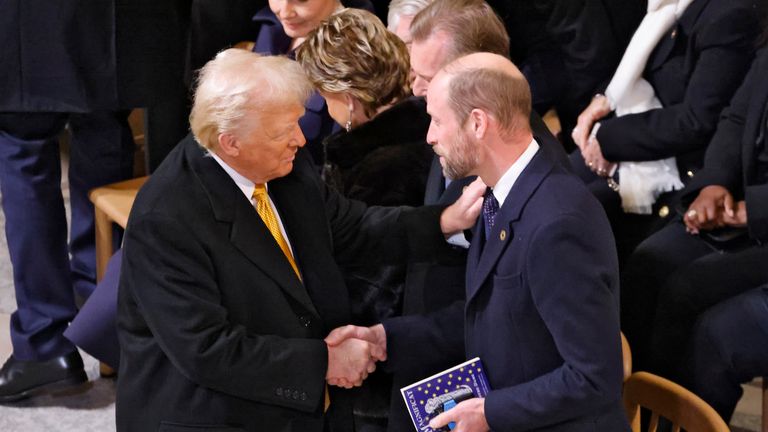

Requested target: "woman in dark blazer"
[
  {"left": 570, "top": 0, "right": 765, "bottom": 262},
  {"left": 620, "top": 45, "right": 768, "bottom": 378}
]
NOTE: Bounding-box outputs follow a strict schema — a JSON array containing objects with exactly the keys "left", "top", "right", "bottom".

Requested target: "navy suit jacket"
[{"left": 386, "top": 145, "right": 629, "bottom": 431}]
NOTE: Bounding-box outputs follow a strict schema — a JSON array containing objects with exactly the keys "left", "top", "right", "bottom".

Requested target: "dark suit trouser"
[
  {"left": 0, "top": 112, "right": 133, "bottom": 360},
  {"left": 682, "top": 286, "right": 768, "bottom": 421},
  {"left": 620, "top": 220, "right": 768, "bottom": 374}
]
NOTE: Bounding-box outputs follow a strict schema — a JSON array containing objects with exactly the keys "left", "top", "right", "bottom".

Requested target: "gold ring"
[{"left": 686, "top": 209, "right": 697, "bottom": 219}]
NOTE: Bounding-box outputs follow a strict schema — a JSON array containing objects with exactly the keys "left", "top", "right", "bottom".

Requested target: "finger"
[
  {"left": 428, "top": 411, "right": 451, "bottom": 429},
  {"left": 324, "top": 325, "right": 356, "bottom": 346},
  {"left": 465, "top": 177, "right": 487, "bottom": 200},
  {"left": 370, "top": 344, "right": 387, "bottom": 362},
  {"left": 468, "top": 194, "right": 484, "bottom": 217},
  {"left": 326, "top": 325, "right": 370, "bottom": 345},
  {"left": 723, "top": 192, "right": 735, "bottom": 217},
  {"left": 367, "top": 361, "right": 376, "bottom": 374}
]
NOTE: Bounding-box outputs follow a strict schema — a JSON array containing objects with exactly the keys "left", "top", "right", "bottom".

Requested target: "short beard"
[{"left": 442, "top": 131, "right": 479, "bottom": 180}]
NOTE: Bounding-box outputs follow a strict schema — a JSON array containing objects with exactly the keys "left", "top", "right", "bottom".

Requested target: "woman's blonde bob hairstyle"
[{"left": 296, "top": 8, "right": 411, "bottom": 119}]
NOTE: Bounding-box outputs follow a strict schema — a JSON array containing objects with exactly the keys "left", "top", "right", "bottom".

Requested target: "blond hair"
[
  {"left": 295, "top": 8, "right": 411, "bottom": 118},
  {"left": 410, "top": 0, "right": 509, "bottom": 63},
  {"left": 189, "top": 49, "right": 312, "bottom": 151}
]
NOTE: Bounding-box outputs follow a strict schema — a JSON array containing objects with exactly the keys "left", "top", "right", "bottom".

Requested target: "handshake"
[{"left": 325, "top": 324, "right": 387, "bottom": 388}]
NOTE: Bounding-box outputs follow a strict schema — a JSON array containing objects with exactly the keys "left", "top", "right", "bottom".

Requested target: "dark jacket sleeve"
[
  {"left": 682, "top": 49, "right": 760, "bottom": 197},
  {"left": 598, "top": 3, "right": 759, "bottom": 162}
]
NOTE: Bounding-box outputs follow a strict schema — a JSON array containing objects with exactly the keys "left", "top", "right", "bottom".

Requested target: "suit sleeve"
[
  {"left": 121, "top": 213, "right": 328, "bottom": 412},
  {"left": 680, "top": 48, "right": 767, "bottom": 206},
  {"left": 484, "top": 213, "right": 624, "bottom": 430},
  {"left": 597, "top": 4, "right": 759, "bottom": 162},
  {"left": 746, "top": 184, "right": 768, "bottom": 243},
  {"left": 381, "top": 301, "right": 466, "bottom": 375}
]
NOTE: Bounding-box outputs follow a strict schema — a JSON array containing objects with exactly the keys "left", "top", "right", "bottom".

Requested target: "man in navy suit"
[{"left": 328, "top": 53, "right": 628, "bottom": 431}]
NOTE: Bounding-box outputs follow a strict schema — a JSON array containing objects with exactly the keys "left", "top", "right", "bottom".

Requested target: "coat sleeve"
[
  {"left": 120, "top": 213, "right": 328, "bottom": 413},
  {"left": 680, "top": 48, "right": 767, "bottom": 206},
  {"left": 484, "top": 213, "right": 624, "bottom": 430},
  {"left": 597, "top": 3, "right": 759, "bottom": 162}
]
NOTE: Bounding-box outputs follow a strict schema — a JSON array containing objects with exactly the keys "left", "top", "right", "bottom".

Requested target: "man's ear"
[
  {"left": 469, "top": 109, "right": 488, "bottom": 139},
  {"left": 217, "top": 132, "right": 240, "bottom": 157}
]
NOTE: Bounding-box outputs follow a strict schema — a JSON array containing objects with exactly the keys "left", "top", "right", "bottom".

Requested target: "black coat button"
[
  {"left": 276, "top": 387, "right": 283, "bottom": 396},
  {"left": 300, "top": 392, "right": 307, "bottom": 401},
  {"left": 292, "top": 390, "right": 300, "bottom": 400}
]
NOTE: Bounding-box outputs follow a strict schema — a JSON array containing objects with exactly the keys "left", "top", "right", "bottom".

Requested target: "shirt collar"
[
  {"left": 491, "top": 138, "right": 539, "bottom": 207},
  {"left": 208, "top": 151, "right": 259, "bottom": 201}
]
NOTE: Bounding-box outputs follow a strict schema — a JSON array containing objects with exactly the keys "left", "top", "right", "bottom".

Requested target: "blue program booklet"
[{"left": 400, "top": 357, "right": 491, "bottom": 432}]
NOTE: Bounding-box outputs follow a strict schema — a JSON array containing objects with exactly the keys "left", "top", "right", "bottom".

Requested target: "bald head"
[
  {"left": 432, "top": 52, "right": 532, "bottom": 137},
  {"left": 445, "top": 52, "right": 525, "bottom": 80}
]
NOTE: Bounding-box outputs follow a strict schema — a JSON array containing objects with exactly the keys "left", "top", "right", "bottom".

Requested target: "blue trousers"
[
  {"left": 682, "top": 286, "right": 768, "bottom": 421},
  {"left": 0, "top": 111, "right": 134, "bottom": 361}
]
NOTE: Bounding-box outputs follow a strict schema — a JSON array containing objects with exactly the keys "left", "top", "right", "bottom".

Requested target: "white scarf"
[{"left": 600, "top": 0, "right": 692, "bottom": 214}]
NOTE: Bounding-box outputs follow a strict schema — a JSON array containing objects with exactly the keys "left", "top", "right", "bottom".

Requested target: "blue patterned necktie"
[{"left": 483, "top": 188, "right": 499, "bottom": 240}]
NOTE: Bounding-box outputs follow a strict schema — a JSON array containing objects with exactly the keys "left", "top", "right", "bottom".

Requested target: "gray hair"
[
  {"left": 387, "top": 0, "right": 433, "bottom": 31},
  {"left": 189, "top": 49, "right": 313, "bottom": 151}
]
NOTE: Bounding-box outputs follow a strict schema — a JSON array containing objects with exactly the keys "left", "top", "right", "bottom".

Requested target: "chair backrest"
[
  {"left": 621, "top": 332, "right": 632, "bottom": 382},
  {"left": 623, "top": 372, "right": 730, "bottom": 432}
]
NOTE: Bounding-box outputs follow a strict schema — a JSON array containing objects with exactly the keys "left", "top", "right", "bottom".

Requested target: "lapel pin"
[{"left": 499, "top": 230, "right": 507, "bottom": 241}]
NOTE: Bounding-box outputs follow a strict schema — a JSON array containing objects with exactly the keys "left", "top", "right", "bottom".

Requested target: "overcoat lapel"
[
  {"left": 466, "top": 149, "right": 554, "bottom": 303},
  {"left": 186, "top": 140, "right": 320, "bottom": 320}
]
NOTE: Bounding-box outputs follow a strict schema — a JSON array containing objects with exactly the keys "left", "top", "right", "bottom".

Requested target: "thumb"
[{"left": 324, "top": 325, "right": 357, "bottom": 346}]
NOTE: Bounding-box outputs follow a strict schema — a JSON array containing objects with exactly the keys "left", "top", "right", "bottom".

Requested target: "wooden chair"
[
  {"left": 623, "top": 371, "right": 729, "bottom": 432},
  {"left": 90, "top": 176, "right": 148, "bottom": 280},
  {"left": 621, "top": 332, "right": 632, "bottom": 382},
  {"left": 762, "top": 376, "right": 767, "bottom": 432},
  {"left": 89, "top": 176, "right": 148, "bottom": 376}
]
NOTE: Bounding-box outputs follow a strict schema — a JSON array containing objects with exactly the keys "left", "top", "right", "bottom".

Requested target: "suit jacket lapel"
[
  {"left": 424, "top": 156, "right": 445, "bottom": 205},
  {"left": 466, "top": 149, "right": 555, "bottom": 303},
  {"left": 186, "top": 139, "right": 320, "bottom": 319}
]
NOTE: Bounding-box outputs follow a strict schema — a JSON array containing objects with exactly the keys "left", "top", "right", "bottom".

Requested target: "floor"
[{"left": 0, "top": 123, "right": 762, "bottom": 431}]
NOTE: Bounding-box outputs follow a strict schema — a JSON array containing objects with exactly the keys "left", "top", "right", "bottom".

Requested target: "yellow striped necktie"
[
  {"left": 252, "top": 185, "right": 301, "bottom": 281},
  {"left": 253, "top": 185, "right": 328, "bottom": 410}
]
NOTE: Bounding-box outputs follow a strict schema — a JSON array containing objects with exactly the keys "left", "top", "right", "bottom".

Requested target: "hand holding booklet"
[{"left": 400, "top": 357, "right": 491, "bottom": 432}]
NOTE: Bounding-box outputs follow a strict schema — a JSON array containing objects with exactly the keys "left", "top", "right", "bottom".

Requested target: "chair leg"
[{"left": 762, "top": 376, "right": 767, "bottom": 432}]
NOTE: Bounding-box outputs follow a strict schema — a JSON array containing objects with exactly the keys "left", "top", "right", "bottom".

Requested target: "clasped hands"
[
  {"left": 325, "top": 324, "right": 387, "bottom": 388},
  {"left": 572, "top": 94, "right": 616, "bottom": 178},
  {"left": 683, "top": 185, "right": 747, "bottom": 234}
]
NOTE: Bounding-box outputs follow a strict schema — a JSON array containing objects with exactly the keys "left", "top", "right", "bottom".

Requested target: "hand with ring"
[{"left": 683, "top": 185, "right": 734, "bottom": 234}]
